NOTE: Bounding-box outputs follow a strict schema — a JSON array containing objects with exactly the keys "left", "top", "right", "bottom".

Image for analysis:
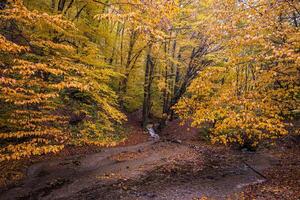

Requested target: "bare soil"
[
  {"left": 0, "top": 140, "right": 281, "bottom": 200},
  {"left": 0, "top": 118, "right": 299, "bottom": 200}
]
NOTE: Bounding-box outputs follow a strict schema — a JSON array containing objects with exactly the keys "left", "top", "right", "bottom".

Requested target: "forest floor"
[{"left": 0, "top": 115, "right": 299, "bottom": 200}]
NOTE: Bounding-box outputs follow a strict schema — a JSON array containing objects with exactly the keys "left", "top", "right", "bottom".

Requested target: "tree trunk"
[
  {"left": 63, "top": 0, "right": 74, "bottom": 15},
  {"left": 51, "top": 0, "right": 56, "bottom": 12},
  {"left": 142, "top": 45, "right": 154, "bottom": 129},
  {"left": 119, "top": 30, "right": 138, "bottom": 105},
  {"left": 162, "top": 66, "right": 169, "bottom": 114},
  {"left": 73, "top": 4, "right": 87, "bottom": 20},
  {"left": 159, "top": 44, "right": 211, "bottom": 130},
  {"left": 293, "top": 12, "right": 298, "bottom": 27},
  {"left": 57, "top": 0, "right": 66, "bottom": 12},
  {"left": 109, "top": 23, "right": 122, "bottom": 65},
  {"left": 168, "top": 36, "right": 177, "bottom": 115},
  {"left": 163, "top": 42, "right": 169, "bottom": 114},
  {"left": 119, "top": 24, "right": 125, "bottom": 66}
]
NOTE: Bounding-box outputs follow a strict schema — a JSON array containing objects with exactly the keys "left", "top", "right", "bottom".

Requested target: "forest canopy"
[{"left": 0, "top": 0, "right": 299, "bottom": 160}]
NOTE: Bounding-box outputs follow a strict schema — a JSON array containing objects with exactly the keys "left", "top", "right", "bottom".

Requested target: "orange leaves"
[
  {"left": 175, "top": 0, "right": 299, "bottom": 147},
  {"left": 0, "top": 0, "right": 128, "bottom": 161},
  {"left": 1, "top": 0, "right": 74, "bottom": 30},
  {"left": 0, "top": 1, "right": 73, "bottom": 161},
  {"left": 0, "top": 35, "right": 28, "bottom": 53},
  {"left": 95, "top": 0, "right": 179, "bottom": 41},
  {"left": 0, "top": 139, "right": 64, "bottom": 161},
  {"left": 0, "top": 128, "right": 62, "bottom": 140},
  {"left": 32, "top": 40, "right": 76, "bottom": 54},
  {"left": 12, "top": 59, "right": 65, "bottom": 76}
]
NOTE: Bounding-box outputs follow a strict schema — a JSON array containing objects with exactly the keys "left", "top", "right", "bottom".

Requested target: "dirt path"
[{"left": 0, "top": 139, "right": 278, "bottom": 200}]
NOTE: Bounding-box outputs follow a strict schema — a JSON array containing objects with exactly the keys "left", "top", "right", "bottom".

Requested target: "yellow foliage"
[
  {"left": 175, "top": 0, "right": 299, "bottom": 147},
  {"left": 0, "top": 0, "right": 125, "bottom": 161}
]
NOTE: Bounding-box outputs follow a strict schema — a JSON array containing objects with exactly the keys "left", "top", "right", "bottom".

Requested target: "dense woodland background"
[{"left": 0, "top": 0, "right": 299, "bottom": 161}]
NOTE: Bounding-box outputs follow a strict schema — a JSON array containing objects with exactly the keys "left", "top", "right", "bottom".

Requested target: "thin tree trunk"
[
  {"left": 245, "top": 65, "right": 249, "bottom": 93},
  {"left": 142, "top": 44, "right": 154, "bottom": 129},
  {"left": 293, "top": 12, "right": 298, "bottom": 27},
  {"left": 63, "top": 0, "right": 75, "bottom": 15},
  {"left": 119, "top": 29, "right": 138, "bottom": 105},
  {"left": 120, "top": 24, "right": 125, "bottom": 67},
  {"left": 73, "top": 4, "right": 87, "bottom": 20},
  {"left": 57, "top": 0, "right": 66, "bottom": 12},
  {"left": 51, "top": 0, "right": 56, "bottom": 13},
  {"left": 169, "top": 35, "right": 177, "bottom": 111},
  {"left": 163, "top": 42, "right": 169, "bottom": 114},
  {"left": 163, "top": 67, "right": 169, "bottom": 114},
  {"left": 236, "top": 65, "right": 240, "bottom": 96},
  {"left": 109, "top": 23, "right": 121, "bottom": 65},
  {"left": 170, "top": 46, "right": 180, "bottom": 120}
]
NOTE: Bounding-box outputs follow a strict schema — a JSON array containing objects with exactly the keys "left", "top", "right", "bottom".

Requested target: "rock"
[
  {"left": 142, "top": 192, "right": 157, "bottom": 198},
  {"left": 173, "top": 139, "right": 182, "bottom": 144}
]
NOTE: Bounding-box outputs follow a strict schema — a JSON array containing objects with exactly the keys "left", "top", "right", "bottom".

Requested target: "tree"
[
  {"left": 0, "top": 0, "right": 125, "bottom": 161},
  {"left": 97, "top": 0, "right": 179, "bottom": 128},
  {"left": 175, "top": 0, "right": 300, "bottom": 147},
  {"left": 155, "top": 0, "right": 219, "bottom": 129}
]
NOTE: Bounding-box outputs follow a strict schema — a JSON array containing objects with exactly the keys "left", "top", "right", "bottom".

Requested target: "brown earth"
[{"left": 0, "top": 117, "right": 299, "bottom": 200}]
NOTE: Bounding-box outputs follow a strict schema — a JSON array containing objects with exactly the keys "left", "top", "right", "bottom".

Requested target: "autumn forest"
[{"left": 0, "top": 0, "right": 299, "bottom": 199}]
